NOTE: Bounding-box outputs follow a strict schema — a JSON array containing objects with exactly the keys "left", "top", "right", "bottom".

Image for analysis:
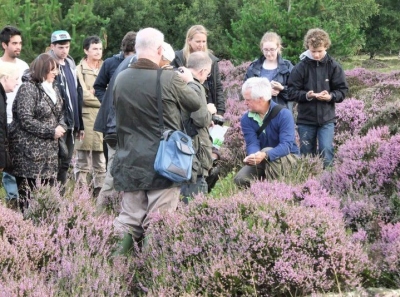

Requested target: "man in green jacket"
[{"left": 111, "top": 27, "right": 201, "bottom": 251}]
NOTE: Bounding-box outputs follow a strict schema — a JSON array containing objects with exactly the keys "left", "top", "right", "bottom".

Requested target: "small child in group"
[{"left": 288, "top": 28, "right": 348, "bottom": 168}]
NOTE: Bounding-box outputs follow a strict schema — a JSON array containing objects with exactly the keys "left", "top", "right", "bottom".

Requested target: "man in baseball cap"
[{"left": 48, "top": 30, "right": 84, "bottom": 191}]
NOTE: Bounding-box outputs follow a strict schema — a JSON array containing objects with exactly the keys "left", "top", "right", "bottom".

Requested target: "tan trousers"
[
  {"left": 74, "top": 150, "right": 106, "bottom": 188},
  {"left": 113, "top": 187, "right": 180, "bottom": 240},
  {"left": 96, "top": 144, "right": 116, "bottom": 213}
]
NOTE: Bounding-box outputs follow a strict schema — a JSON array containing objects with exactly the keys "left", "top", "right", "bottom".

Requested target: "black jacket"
[
  {"left": 94, "top": 52, "right": 125, "bottom": 103},
  {"left": 288, "top": 53, "right": 348, "bottom": 125},
  {"left": 47, "top": 52, "right": 84, "bottom": 131},
  {"left": 94, "top": 55, "right": 137, "bottom": 134},
  {"left": 0, "top": 84, "right": 10, "bottom": 169},
  {"left": 244, "top": 55, "right": 293, "bottom": 107},
  {"left": 171, "top": 50, "right": 225, "bottom": 115}
]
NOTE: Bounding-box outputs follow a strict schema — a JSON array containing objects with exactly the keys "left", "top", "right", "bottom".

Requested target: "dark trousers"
[{"left": 57, "top": 129, "right": 75, "bottom": 185}]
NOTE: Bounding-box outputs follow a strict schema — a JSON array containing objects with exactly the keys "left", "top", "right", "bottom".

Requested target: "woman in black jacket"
[
  {"left": 245, "top": 32, "right": 294, "bottom": 112},
  {"left": 0, "top": 62, "right": 19, "bottom": 172},
  {"left": 171, "top": 25, "right": 225, "bottom": 119}
]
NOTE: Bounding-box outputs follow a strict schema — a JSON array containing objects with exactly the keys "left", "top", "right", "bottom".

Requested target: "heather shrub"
[
  {"left": 0, "top": 185, "right": 132, "bottom": 296},
  {"left": 335, "top": 98, "right": 368, "bottom": 146},
  {"left": 321, "top": 126, "right": 400, "bottom": 235},
  {"left": 133, "top": 179, "right": 370, "bottom": 296},
  {"left": 219, "top": 60, "right": 250, "bottom": 100},
  {"left": 369, "top": 222, "right": 400, "bottom": 288},
  {"left": 218, "top": 97, "right": 247, "bottom": 175},
  {"left": 0, "top": 204, "right": 56, "bottom": 283},
  {"left": 360, "top": 100, "right": 400, "bottom": 136}
]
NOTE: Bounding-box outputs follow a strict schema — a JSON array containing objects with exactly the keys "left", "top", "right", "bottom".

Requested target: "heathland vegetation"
[{"left": 1, "top": 0, "right": 400, "bottom": 295}]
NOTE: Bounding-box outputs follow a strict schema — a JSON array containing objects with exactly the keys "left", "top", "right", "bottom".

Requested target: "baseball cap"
[
  {"left": 162, "top": 42, "right": 175, "bottom": 62},
  {"left": 51, "top": 30, "right": 71, "bottom": 43}
]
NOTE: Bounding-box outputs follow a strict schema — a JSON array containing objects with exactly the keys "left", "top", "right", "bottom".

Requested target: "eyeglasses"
[{"left": 262, "top": 48, "right": 278, "bottom": 53}]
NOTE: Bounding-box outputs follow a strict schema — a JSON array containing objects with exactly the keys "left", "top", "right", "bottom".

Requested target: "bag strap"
[
  {"left": 256, "top": 104, "right": 284, "bottom": 137},
  {"left": 156, "top": 69, "right": 164, "bottom": 134},
  {"left": 155, "top": 69, "right": 187, "bottom": 138}
]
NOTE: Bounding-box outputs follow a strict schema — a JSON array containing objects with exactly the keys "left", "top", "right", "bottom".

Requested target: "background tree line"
[{"left": 0, "top": 0, "right": 399, "bottom": 64}]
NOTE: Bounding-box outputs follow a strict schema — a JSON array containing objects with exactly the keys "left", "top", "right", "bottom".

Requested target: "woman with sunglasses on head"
[
  {"left": 7, "top": 53, "right": 66, "bottom": 209},
  {"left": 171, "top": 25, "right": 225, "bottom": 120},
  {"left": 245, "top": 32, "right": 294, "bottom": 113}
]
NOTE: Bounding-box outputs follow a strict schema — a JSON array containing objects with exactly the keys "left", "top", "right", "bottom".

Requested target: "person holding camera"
[
  {"left": 171, "top": 25, "right": 225, "bottom": 122},
  {"left": 180, "top": 51, "right": 215, "bottom": 198}
]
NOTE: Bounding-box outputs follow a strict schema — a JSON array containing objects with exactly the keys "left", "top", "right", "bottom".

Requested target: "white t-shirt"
[{"left": 0, "top": 58, "right": 30, "bottom": 123}]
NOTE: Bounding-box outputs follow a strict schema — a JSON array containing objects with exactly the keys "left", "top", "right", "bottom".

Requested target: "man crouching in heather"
[{"left": 234, "top": 77, "right": 300, "bottom": 188}]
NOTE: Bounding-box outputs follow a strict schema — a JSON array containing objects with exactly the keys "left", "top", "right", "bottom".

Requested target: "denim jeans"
[
  {"left": 297, "top": 123, "right": 334, "bottom": 168},
  {"left": 2, "top": 172, "right": 19, "bottom": 200}
]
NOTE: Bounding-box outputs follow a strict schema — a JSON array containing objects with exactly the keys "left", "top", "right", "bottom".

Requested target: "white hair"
[
  {"left": 242, "top": 77, "right": 272, "bottom": 101},
  {"left": 135, "top": 28, "right": 164, "bottom": 56}
]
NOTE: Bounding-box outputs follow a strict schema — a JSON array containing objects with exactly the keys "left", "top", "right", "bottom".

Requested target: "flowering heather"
[
  {"left": 218, "top": 98, "right": 247, "bottom": 174},
  {"left": 134, "top": 179, "right": 369, "bottom": 296},
  {"left": 0, "top": 185, "right": 132, "bottom": 296},
  {"left": 335, "top": 98, "right": 368, "bottom": 146},
  {"left": 370, "top": 222, "right": 400, "bottom": 287},
  {"left": 322, "top": 126, "right": 400, "bottom": 233},
  {"left": 345, "top": 68, "right": 400, "bottom": 88},
  {"left": 218, "top": 60, "right": 250, "bottom": 100}
]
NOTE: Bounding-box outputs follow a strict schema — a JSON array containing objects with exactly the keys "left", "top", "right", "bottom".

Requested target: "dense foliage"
[{"left": 0, "top": 0, "right": 396, "bottom": 63}]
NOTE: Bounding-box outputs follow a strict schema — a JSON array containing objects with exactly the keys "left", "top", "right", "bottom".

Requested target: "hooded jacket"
[
  {"left": 244, "top": 54, "right": 294, "bottom": 107},
  {"left": 47, "top": 50, "right": 84, "bottom": 131},
  {"left": 171, "top": 50, "right": 225, "bottom": 115},
  {"left": 288, "top": 51, "right": 348, "bottom": 125}
]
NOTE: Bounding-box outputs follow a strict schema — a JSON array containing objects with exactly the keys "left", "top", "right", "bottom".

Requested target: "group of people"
[
  {"left": 233, "top": 28, "right": 348, "bottom": 187},
  {"left": 0, "top": 24, "right": 347, "bottom": 252}
]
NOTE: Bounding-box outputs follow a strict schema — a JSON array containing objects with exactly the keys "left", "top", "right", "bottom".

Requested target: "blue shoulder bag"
[{"left": 154, "top": 70, "right": 195, "bottom": 183}]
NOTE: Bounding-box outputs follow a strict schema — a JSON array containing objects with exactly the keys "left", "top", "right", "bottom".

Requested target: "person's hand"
[
  {"left": 176, "top": 67, "right": 194, "bottom": 83},
  {"left": 271, "top": 89, "right": 280, "bottom": 96},
  {"left": 76, "top": 130, "right": 85, "bottom": 141},
  {"left": 271, "top": 80, "right": 284, "bottom": 91},
  {"left": 243, "top": 151, "right": 267, "bottom": 165},
  {"left": 54, "top": 125, "right": 66, "bottom": 139},
  {"left": 306, "top": 90, "right": 316, "bottom": 99},
  {"left": 315, "top": 90, "right": 332, "bottom": 101},
  {"left": 207, "top": 103, "right": 217, "bottom": 114}
]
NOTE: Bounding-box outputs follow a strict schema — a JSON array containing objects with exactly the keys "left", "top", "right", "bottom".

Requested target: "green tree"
[
  {"left": 229, "top": 0, "right": 378, "bottom": 63},
  {"left": 0, "top": 0, "right": 108, "bottom": 62},
  {"left": 363, "top": 0, "right": 400, "bottom": 58}
]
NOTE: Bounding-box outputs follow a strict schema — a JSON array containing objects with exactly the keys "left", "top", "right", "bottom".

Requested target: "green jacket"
[
  {"left": 182, "top": 80, "right": 213, "bottom": 177},
  {"left": 111, "top": 59, "right": 201, "bottom": 191}
]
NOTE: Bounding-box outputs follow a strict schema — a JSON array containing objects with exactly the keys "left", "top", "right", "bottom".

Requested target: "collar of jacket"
[
  {"left": 252, "top": 54, "right": 290, "bottom": 74},
  {"left": 304, "top": 53, "right": 331, "bottom": 65},
  {"left": 131, "top": 58, "right": 160, "bottom": 70}
]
